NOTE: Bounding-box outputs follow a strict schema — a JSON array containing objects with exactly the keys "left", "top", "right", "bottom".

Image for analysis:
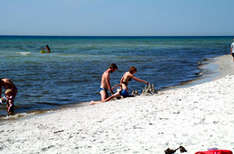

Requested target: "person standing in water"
[
  {"left": 231, "top": 39, "right": 234, "bottom": 62},
  {"left": 1, "top": 89, "right": 15, "bottom": 115},
  {"left": 41, "top": 45, "right": 51, "bottom": 53},
  {"left": 45, "top": 45, "right": 51, "bottom": 53},
  {"left": 0, "top": 78, "right": 17, "bottom": 115}
]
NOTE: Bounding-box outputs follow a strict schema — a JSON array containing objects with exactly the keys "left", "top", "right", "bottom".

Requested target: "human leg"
[
  {"left": 6, "top": 100, "right": 14, "bottom": 115},
  {"left": 104, "top": 92, "right": 121, "bottom": 102},
  {"left": 90, "top": 88, "right": 108, "bottom": 105},
  {"left": 120, "top": 89, "right": 129, "bottom": 98},
  {"left": 90, "top": 91, "right": 120, "bottom": 105},
  {"left": 100, "top": 89, "right": 108, "bottom": 102}
]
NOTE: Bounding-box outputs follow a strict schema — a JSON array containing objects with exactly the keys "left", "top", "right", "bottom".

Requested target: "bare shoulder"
[
  {"left": 2, "top": 78, "right": 11, "bottom": 83},
  {"left": 127, "top": 72, "right": 134, "bottom": 78},
  {"left": 123, "top": 72, "right": 129, "bottom": 77}
]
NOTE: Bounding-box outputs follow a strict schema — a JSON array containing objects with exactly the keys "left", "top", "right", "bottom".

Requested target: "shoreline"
[
  {"left": 171, "top": 54, "right": 234, "bottom": 89},
  {"left": 0, "top": 54, "right": 234, "bottom": 153},
  {"left": 0, "top": 54, "right": 229, "bottom": 121}
]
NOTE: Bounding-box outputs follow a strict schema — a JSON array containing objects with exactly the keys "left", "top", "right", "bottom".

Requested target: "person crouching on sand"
[
  {"left": 0, "top": 78, "right": 17, "bottom": 115},
  {"left": 90, "top": 63, "right": 118, "bottom": 105},
  {"left": 90, "top": 66, "right": 148, "bottom": 105}
]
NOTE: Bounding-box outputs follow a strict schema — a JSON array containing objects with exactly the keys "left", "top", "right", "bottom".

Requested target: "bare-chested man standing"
[{"left": 90, "top": 63, "right": 118, "bottom": 104}]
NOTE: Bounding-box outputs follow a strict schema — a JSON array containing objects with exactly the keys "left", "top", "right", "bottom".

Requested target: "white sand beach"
[{"left": 0, "top": 55, "right": 234, "bottom": 154}]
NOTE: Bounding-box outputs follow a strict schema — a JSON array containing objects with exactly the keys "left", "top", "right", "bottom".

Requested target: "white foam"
[{"left": 16, "top": 52, "right": 31, "bottom": 56}]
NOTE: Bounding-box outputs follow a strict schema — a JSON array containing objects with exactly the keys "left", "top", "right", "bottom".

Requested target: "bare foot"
[
  {"left": 89, "top": 100, "right": 103, "bottom": 105},
  {"left": 89, "top": 101, "right": 96, "bottom": 105}
]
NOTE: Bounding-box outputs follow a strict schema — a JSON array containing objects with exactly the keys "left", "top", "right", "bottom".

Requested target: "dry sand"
[{"left": 0, "top": 55, "right": 234, "bottom": 154}]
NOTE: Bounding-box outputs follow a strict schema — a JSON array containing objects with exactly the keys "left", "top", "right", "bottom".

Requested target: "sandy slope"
[{"left": 0, "top": 55, "right": 234, "bottom": 154}]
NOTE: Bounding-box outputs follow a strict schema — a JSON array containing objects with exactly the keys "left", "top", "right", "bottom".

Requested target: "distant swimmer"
[
  {"left": 40, "top": 45, "right": 51, "bottom": 54},
  {"left": 90, "top": 63, "right": 118, "bottom": 105},
  {"left": 231, "top": 39, "right": 234, "bottom": 62},
  {"left": 0, "top": 78, "right": 17, "bottom": 115}
]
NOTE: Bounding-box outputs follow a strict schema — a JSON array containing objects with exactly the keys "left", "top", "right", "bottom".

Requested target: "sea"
[{"left": 0, "top": 36, "right": 232, "bottom": 116}]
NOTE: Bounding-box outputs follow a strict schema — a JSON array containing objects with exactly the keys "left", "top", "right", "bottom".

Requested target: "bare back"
[
  {"left": 120, "top": 71, "right": 148, "bottom": 90},
  {"left": 120, "top": 72, "right": 133, "bottom": 90},
  {"left": 0, "top": 78, "right": 17, "bottom": 97},
  {"left": 2, "top": 78, "right": 16, "bottom": 89}
]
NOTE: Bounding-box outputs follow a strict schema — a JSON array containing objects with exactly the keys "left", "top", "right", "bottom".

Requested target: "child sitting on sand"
[
  {"left": 0, "top": 89, "right": 15, "bottom": 115},
  {"left": 90, "top": 66, "right": 148, "bottom": 105}
]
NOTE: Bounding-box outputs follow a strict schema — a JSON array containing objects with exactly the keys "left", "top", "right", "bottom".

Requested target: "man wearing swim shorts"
[
  {"left": 99, "top": 63, "right": 118, "bottom": 102},
  {"left": 231, "top": 39, "right": 234, "bottom": 62}
]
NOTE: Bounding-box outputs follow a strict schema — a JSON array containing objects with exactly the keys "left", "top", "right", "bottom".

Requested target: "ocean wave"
[{"left": 16, "top": 52, "right": 31, "bottom": 56}]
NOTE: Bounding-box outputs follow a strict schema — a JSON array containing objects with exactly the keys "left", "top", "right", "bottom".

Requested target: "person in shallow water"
[
  {"left": 1, "top": 89, "right": 15, "bottom": 115},
  {"left": 40, "top": 45, "right": 51, "bottom": 53},
  {"left": 90, "top": 63, "right": 118, "bottom": 105},
  {"left": 90, "top": 66, "right": 148, "bottom": 105},
  {"left": 0, "top": 78, "right": 17, "bottom": 115}
]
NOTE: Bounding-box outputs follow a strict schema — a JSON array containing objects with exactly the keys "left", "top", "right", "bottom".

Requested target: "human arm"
[
  {"left": 106, "top": 74, "right": 114, "bottom": 94},
  {"left": 112, "top": 84, "right": 121, "bottom": 91},
  {"left": 0, "top": 97, "right": 4, "bottom": 104},
  {"left": 0, "top": 96, "right": 7, "bottom": 104},
  {"left": 132, "top": 76, "right": 148, "bottom": 84},
  {"left": 7, "top": 98, "right": 14, "bottom": 113}
]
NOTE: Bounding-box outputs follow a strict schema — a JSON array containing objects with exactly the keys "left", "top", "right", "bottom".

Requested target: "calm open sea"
[{"left": 0, "top": 36, "right": 232, "bottom": 116}]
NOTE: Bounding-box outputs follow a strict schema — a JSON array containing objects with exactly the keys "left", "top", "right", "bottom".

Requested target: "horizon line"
[{"left": 0, "top": 35, "right": 234, "bottom": 37}]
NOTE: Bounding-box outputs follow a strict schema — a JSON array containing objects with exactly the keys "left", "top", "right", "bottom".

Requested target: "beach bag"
[{"left": 195, "top": 149, "right": 232, "bottom": 154}]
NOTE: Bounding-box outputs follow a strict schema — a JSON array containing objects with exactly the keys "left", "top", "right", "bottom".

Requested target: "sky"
[{"left": 1, "top": 0, "right": 234, "bottom": 36}]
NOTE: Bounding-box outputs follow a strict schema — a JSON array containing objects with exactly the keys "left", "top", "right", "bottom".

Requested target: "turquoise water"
[{"left": 0, "top": 36, "right": 232, "bottom": 115}]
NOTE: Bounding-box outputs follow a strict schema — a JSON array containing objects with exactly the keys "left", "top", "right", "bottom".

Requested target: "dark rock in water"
[{"left": 141, "top": 83, "right": 158, "bottom": 96}]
